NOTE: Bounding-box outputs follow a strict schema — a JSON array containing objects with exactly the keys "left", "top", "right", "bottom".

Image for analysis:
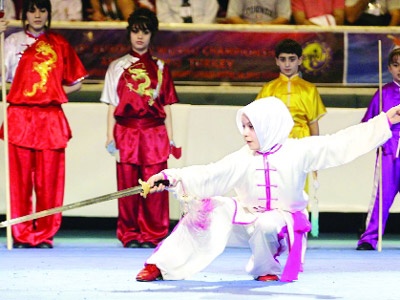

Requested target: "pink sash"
[{"left": 280, "top": 211, "right": 311, "bottom": 282}]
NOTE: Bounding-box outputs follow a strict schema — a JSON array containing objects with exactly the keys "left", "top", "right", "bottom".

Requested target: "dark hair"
[
  {"left": 275, "top": 39, "right": 303, "bottom": 58},
  {"left": 22, "top": 0, "right": 52, "bottom": 30},
  {"left": 126, "top": 8, "right": 158, "bottom": 41},
  {"left": 388, "top": 48, "right": 400, "bottom": 65}
]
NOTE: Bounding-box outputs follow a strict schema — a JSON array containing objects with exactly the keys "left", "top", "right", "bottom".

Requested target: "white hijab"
[{"left": 236, "top": 97, "right": 294, "bottom": 153}]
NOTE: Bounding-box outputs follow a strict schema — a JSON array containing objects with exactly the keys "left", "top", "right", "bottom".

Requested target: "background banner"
[
  {"left": 347, "top": 33, "right": 399, "bottom": 84},
  {"left": 57, "top": 28, "right": 344, "bottom": 84},
  {"left": 5, "top": 25, "right": 399, "bottom": 85}
]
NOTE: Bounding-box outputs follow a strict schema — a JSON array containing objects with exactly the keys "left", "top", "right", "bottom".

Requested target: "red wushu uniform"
[
  {"left": 101, "top": 50, "right": 179, "bottom": 246},
  {"left": 0, "top": 30, "right": 88, "bottom": 247}
]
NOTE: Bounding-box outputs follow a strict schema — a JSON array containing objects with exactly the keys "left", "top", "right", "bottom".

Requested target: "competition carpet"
[{"left": 1, "top": 230, "right": 400, "bottom": 300}]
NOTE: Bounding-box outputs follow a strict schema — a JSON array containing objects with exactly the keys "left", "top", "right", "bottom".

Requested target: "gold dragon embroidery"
[
  {"left": 125, "top": 60, "right": 164, "bottom": 106},
  {"left": 126, "top": 66, "right": 153, "bottom": 97},
  {"left": 24, "top": 41, "right": 57, "bottom": 97}
]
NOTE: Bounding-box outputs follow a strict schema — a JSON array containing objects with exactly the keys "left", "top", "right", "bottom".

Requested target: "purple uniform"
[{"left": 358, "top": 81, "right": 400, "bottom": 249}]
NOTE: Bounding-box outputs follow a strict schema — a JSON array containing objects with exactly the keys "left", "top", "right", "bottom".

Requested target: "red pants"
[
  {"left": 9, "top": 144, "right": 65, "bottom": 246},
  {"left": 116, "top": 161, "right": 169, "bottom": 246}
]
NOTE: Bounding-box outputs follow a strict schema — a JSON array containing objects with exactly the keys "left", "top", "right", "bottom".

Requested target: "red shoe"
[
  {"left": 256, "top": 274, "right": 279, "bottom": 282},
  {"left": 136, "top": 264, "right": 162, "bottom": 282}
]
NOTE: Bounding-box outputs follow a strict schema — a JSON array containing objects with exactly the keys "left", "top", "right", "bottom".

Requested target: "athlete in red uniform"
[
  {"left": 101, "top": 8, "right": 179, "bottom": 248},
  {"left": 0, "top": 0, "right": 87, "bottom": 248}
]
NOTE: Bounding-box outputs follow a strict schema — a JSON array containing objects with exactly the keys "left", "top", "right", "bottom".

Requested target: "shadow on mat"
[{"left": 113, "top": 280, "right": 339, "bottom": 299}]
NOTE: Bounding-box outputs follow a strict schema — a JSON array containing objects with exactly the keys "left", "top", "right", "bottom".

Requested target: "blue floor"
[{"left": 1, "top": 231, "right": 400, "bottom": 300}]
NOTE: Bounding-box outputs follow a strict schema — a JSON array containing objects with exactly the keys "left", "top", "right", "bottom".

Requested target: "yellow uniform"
[
  {"left": 256, "top": 73, "right": 326, "bottom": 138},
  {"left": 257, "top": 73, "right": 326, "bottom": 237}
]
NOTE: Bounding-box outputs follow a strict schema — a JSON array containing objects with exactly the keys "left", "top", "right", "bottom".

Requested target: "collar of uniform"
[
  {"left": 129, "top": 49, "right": 152, "bottom": 60},
  {"left": 279, "top": 72, "right": 300, "bottom": 82}
]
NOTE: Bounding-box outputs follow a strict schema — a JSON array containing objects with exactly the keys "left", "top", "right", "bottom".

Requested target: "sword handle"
[
  {"left": 155, "top": 179, "right": 170, "bottom": 187},
  {"left": 139, "top": 179, "right": 170, "bottom": 198}
]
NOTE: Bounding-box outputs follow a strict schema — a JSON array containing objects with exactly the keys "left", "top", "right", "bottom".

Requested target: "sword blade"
[{"left": 0, "top": 182, "right": 148, "bottom": 228}]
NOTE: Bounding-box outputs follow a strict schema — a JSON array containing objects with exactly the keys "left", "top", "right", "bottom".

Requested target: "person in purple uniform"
[{"left": 357, "top": 47, "right": 400, "bottom": 250}]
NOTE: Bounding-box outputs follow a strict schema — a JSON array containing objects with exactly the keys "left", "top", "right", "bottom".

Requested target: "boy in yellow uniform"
[
  {"left": 256, "top": 39, "right": 327, "bottom": 236},
  {"left": 256, "top": 38, "right": 326, "bottom": 139}
]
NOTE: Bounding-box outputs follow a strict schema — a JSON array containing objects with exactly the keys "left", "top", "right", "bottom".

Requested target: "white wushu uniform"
[{"left": 145, "top": 97, "right": 392, "bottom": 282}]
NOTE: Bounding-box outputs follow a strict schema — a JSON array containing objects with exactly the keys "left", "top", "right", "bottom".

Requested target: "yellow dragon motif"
[
  {"left": 126, "top": 65, "right": 153, "bottom": 97},
  {"left": 125, "top": 60, "right": 164, "bottom": 106},
  {"left": 24, "top": 41, "right": 57, "bottom": 97}
]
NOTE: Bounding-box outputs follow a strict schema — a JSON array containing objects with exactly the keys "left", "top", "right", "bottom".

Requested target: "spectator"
[
  {"left": 82, "top": 0, "right": 93, "bottom": 20},
  {"left": 51, "top": 0, "right": 82, "bottom": 21},
  {"left": 135, "top": 0, "right": 156, "bottom": 12},
  {"left": 216, "top": 0, "right": 228, "bottom": 19},
  {"left": 225, "top": 0, "right": 291, "bottom": 24},
  {"left": 156, "top": 0, "right": 219, "bottom": 23},
  {"left": 90, "top": 0, "right": 135, "bottom": 21},
  {"left": 291, "top": 0, "right": 345, "bottom": 26},
  {"left": 345, "top": 0, "right": 400, "bottom": 26}
]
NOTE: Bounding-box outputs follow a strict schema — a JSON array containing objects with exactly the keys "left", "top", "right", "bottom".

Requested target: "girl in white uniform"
[{"left": 136, "top": 97, "right": 400, "bottom": 282}]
